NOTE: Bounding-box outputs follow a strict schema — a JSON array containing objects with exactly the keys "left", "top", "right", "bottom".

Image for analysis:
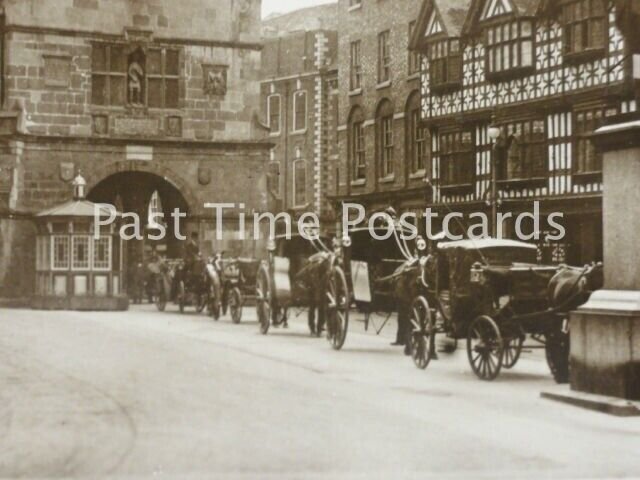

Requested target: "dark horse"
[
  {"left": 293, "top": 251, "right": 332, "bottom": 336},
  {"left": 548, "top": 263, "right": 604, "bottom": 310}
]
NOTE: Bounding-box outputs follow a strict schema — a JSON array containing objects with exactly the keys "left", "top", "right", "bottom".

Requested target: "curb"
[{"left": 541, "top": 386, "right": 640, "bottom": 417}]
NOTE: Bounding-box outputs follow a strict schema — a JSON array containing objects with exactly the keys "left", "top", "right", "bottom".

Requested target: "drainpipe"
[
  {"left": 283, "top": 82, "right": 290, "bottom": 210},
  {"left": 0, "top": 8, "right": 5, "bottom": 109}
]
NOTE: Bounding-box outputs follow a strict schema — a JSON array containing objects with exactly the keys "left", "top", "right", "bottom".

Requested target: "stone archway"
[
  {"left": 86, "top": 161, "right": 201, "bottom": 217},
  {"left": 87, "top": 165, "right": 197, "bottom": 293}
]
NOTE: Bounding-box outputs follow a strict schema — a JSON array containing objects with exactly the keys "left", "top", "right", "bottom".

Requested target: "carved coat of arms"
[
  {"left": 198, "top": 165, "right": 212, "bottom": 186},
  {"left": 60, "top": 162, "right": 75, "bottom": 182},
  {"left": 203, "top": 65, "right": 228, "bottom": 96}
]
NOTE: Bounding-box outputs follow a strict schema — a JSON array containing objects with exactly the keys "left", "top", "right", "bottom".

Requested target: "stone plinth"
[{"left": 570, "top": 117, "right": 640, "bottom": 402}]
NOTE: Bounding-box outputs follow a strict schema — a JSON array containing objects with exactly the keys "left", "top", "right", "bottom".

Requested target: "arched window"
[
  {"left": 376, "top": 99, "right": 395, "bottom": 178},
  {"left": 406, "top": 91, "right": 428, "bottom": 175},
  {"left": 348, "top": 106, "right": 366, "bottom": 181},
  {"left": 293, "top": 147, "right": 307, "bottom": 207},
  {"left": 148, "top": 190, "right": 163, "bottom": 227}
]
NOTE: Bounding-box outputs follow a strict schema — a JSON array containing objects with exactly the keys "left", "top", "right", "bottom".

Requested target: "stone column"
[{"left": 570, "top": 118, "right": 640, "bottom": 401}]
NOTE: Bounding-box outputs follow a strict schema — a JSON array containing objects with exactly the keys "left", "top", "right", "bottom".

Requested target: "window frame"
[
  {"left": 146, "top": 47, "right": 181, "bottom": 110},
  {"left": 267, "top": 94, "right": 282, "bottom": 135},
  {"left": 408, "top": 21, "right": 421, "bottom": 76},
  {"left": 351, "top": 120, "right": 366, "bottom": 181},
  {"left": 52, "top": 235, "right": 70, "bottom": 271},
  {"left": 573, "top": 107, "right": 609, "bottom": 175},
  {"left": 292, "top": 90, "right": 308, "bottom": 133},
  {"left": 293, "top": 157, "right": 308, "bottom": 208},
  {"left": 350, "top": 40, "right": 363, "bottom": 91},
  {"left": 438, "top": 130, "right": 475, "bottom": 188},
  {"left": 91, "top": 43, "right": 127, "bottom": 107},
  {"left": 377, "top": 30, "right": 391, "bottom": 84},
  {"left": 72, "top": 235, "right": 91, "bottom": 272},
  {"left": 562, "top": 0, "right": 607, "bottom": 59},
  {"left": 93, "top": 236, "right": 112, "bottom": 272},
  {"left": 498, "top": 119, "right": 547, "bottom": 182},
  {"left": 485, "top": 19, "right": 535, "bottom": 79},
  {"left": 379, "top": 114, "right": 395, "bottom": 178},
  {"left": 91, "top": 43, "right": 180, "bottom": 108},
  {"left": 428, "top": 38, "right": 463, "bottom": 91},
  {"left": 409, "top": 108, "right": 428, "bottom": 175}
]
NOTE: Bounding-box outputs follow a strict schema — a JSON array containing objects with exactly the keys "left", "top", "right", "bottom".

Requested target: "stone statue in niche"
[
  {"left": 128, "top": 47, "right": 146, "bottom": 107},
  {"left": 237, "top": 0, "right": 253, "bottom": 33},
  {"left": 203, "top": 65, "right": 228, "bottom": 96}
]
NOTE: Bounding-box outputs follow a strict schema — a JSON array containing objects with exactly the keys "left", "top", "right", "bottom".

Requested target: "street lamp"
[{"left": 488, "top": 124, "right": 502, "bottom": 238}]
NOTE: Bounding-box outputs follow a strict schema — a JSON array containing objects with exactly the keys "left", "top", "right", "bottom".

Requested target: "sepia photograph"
[{"left": 0, "top": 0, "right": 639, "bottom": 478}]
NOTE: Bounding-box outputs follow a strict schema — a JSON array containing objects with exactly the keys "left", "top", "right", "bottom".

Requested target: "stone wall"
[
  {"left": 3, "top": 31, "right": 262, "bottom": 142},
  {"left": 1, "top": 0, "right": 261, "bottom": 44}
]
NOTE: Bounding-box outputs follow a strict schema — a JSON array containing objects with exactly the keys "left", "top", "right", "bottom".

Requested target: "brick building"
[
  {"left": 329, "top": 0, "right": 429, "bottom": 219},
  {"left": 0, "top": 0, "right": 270, "bottom": 298},
  {"left": 261, "top": 8, "right": 338, "bottom": 225},
  {"left": 410, "top": 0, "right": 640, "bottom": 264}
]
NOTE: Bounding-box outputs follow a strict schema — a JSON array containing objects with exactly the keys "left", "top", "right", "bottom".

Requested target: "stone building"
[
  {"left": 261, "top": 7, "right": 338, "bottom": 226},
  {"left": 262, "top": 3, "right": 338, "bottom": 37},
  {"left": 0, "top": 0, "right": 270, "bottom": 298},
  {"left": 410, "top": 0, "right": 640, "bottom": 264},
  {"left": 329, "top": 0, "right": 429, "bottom": 219}
]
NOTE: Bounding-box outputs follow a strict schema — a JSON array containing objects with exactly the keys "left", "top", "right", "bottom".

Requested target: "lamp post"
[{"left": 487, "top": 124, "right": 502, "bottom": 238}]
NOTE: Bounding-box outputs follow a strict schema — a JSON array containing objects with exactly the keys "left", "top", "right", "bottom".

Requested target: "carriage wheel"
[
  {"left": 229, "top": 287, "right": 243, "bottom": 324},
  {"left": 178, "top": 281, "right": 186, "bottom": 314},
  {"left": 256, "top": 265, "right": 271, "bottom": 335},
  {"left": 410, "top": 296, "right": 435, "bottom": 370},
  {"left": 467, "top": 315, "right": 504, "bottom": 381},
  {"left": 327, "top": 265, "right": 350, "bottom": 351},
  {"left": 546, "top": 326, "right": 570, "bottom": 384},
  {"left": 155, "top": 279, "right": 167, "bottom": 312},
  {"left": 502, "top": 335, "right": 524, "bottom": 369}
]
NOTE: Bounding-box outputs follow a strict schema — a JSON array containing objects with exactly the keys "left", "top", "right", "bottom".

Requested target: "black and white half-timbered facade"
[{"left": 410, "top": 0, "right": 640, "bottom": 265}]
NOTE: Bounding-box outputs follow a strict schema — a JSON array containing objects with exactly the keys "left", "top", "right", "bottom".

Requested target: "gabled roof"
[
  {"left": 410, "top": 0, "right": 472, "bottom": 51},
  {"left": 463, "top": 0, "right": 540, "bottom": 35}
]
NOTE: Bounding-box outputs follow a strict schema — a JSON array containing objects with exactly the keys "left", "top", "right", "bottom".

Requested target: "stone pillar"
[{"left": 570, "top": 118, "right": 640, "bottom": 401}]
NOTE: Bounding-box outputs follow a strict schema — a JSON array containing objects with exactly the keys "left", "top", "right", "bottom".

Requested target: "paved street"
[{"left": 0, "top": 306, "right": 639, "bottom": 479}]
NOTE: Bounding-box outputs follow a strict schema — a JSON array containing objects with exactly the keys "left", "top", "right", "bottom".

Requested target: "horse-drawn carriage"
[
  {"left": 408, "top": 238, "right": 602, "bottom": 382},
  {"left": 255, "top": 230, "right": 350, "bottom": 349},
  {"left": 151, "top": 257, "right": 219, "bottom": 315},
  {"left": 213, "top": 257, "right": 258, "bottom": 324},
  {"left": 338, "top": 225, "right": 425, "bottom": 345}
]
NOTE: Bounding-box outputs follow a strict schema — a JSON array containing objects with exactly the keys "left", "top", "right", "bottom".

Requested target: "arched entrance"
[{"left": 88, "top": 171, "right": 191, "bottom": 288}]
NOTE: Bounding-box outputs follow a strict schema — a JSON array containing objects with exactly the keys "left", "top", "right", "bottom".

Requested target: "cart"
[
  {"left": 256, "top": 230, "right": 350, "bottom": 350},
  {"left": 408, "top": 238, "right": 601, "bottom": 382}
]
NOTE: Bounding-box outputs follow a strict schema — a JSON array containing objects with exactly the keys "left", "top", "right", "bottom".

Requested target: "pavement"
[{"left": 0, "top": 304, "right": 639, "bottom": 479}]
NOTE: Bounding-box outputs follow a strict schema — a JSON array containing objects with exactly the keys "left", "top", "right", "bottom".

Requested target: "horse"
[{"left": 548, "top": 263, "right": 604, "bottom": 310}]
